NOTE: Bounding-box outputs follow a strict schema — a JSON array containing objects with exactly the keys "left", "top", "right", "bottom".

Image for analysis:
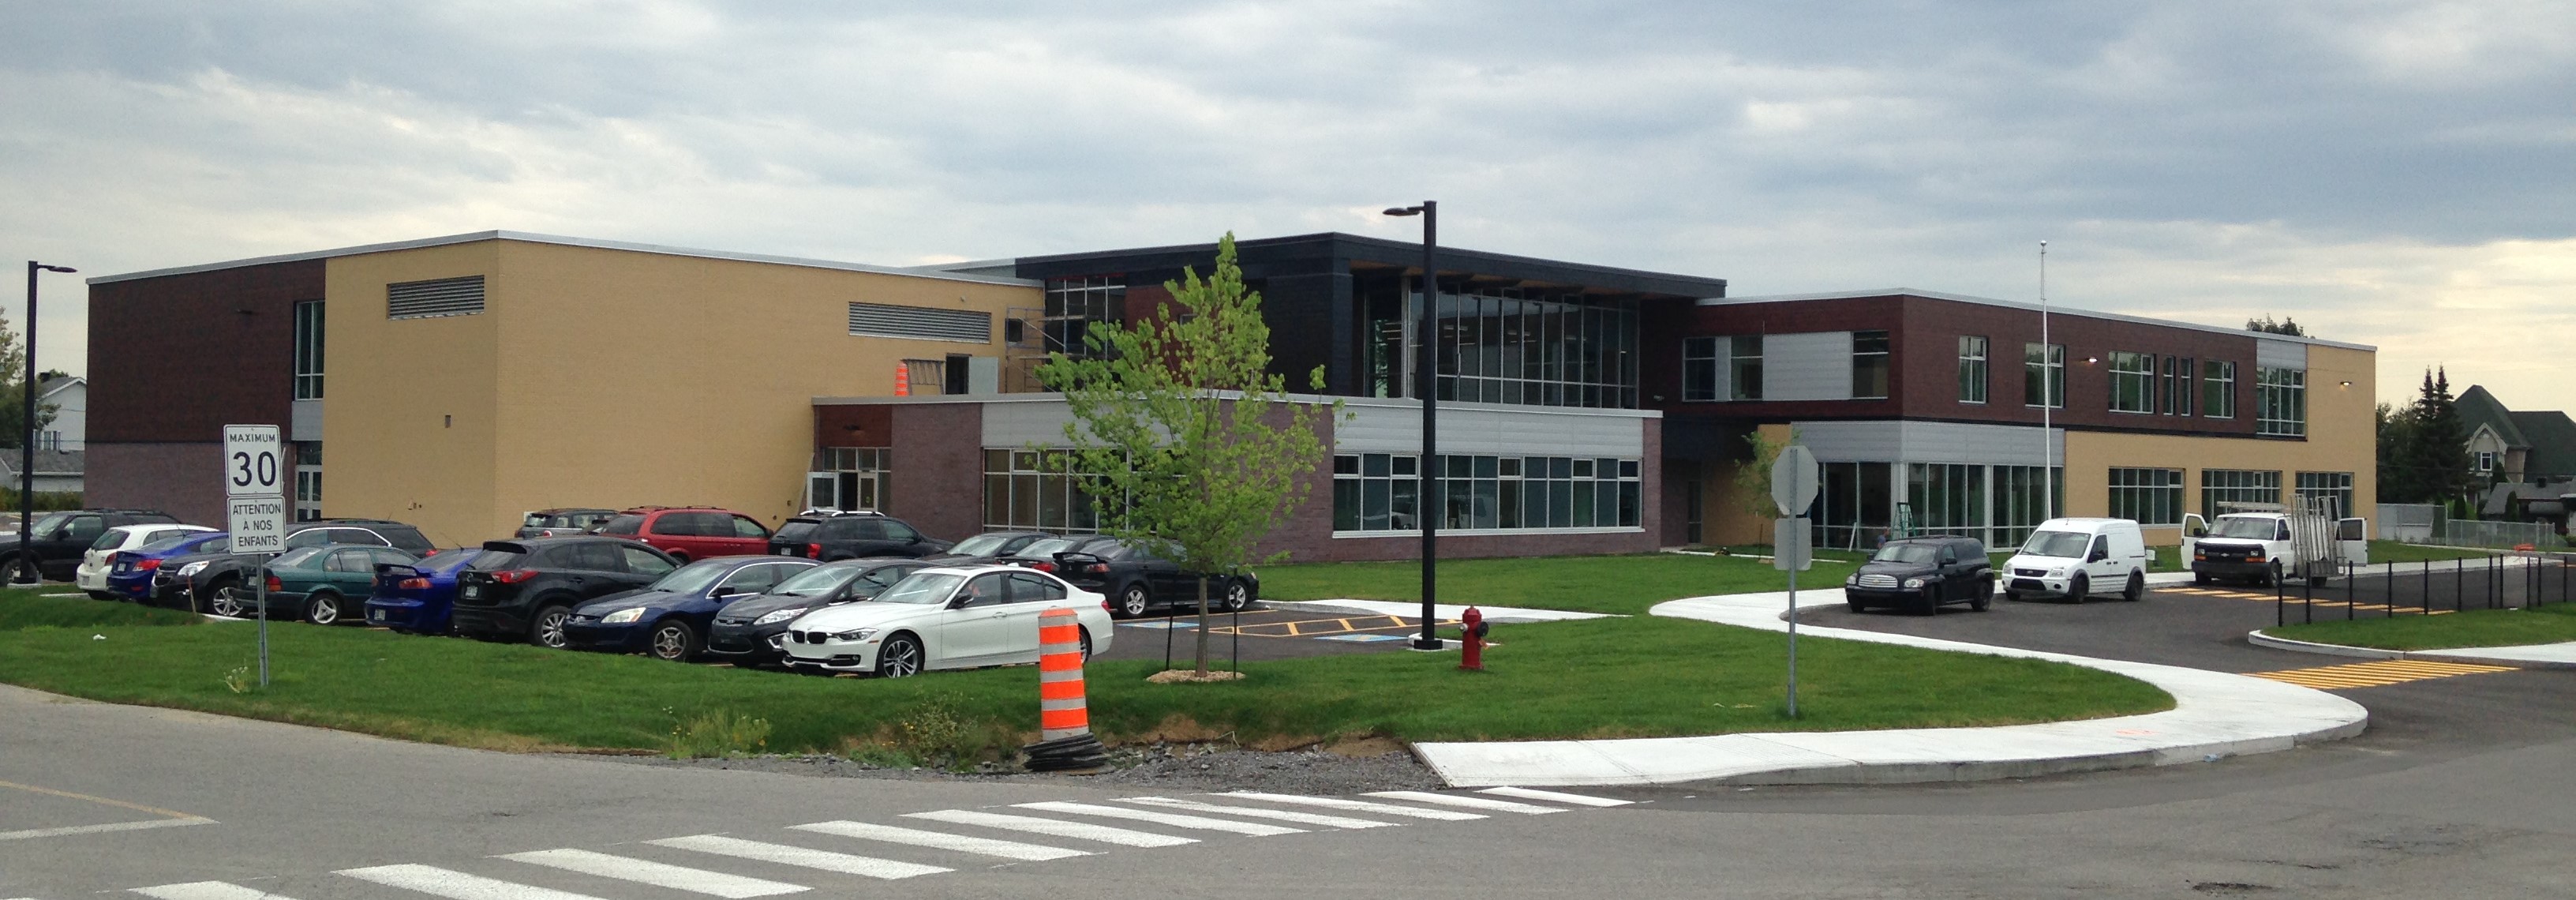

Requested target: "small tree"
[
  {"left": 2409, "top": 367, "right": 2474, "bottom": 508},
  {"left": 2375, "top": 401, "right": 2420, "bottom": 503},
  {"left": 2245, "top": 315, "right": 2308, "bottom": 336},
  {"left": 1036, "top": 234, "right": 1340, "bottom": 677},
  {"left": 0, "top": 314, "right": 56, "bottom": 448}
]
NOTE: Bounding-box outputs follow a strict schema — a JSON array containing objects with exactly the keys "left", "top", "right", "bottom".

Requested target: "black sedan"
[
  {"left": 1052, "top": 540, "right": 1259, "bottom": 619},
  {"left": 1841, "top": 536, "right": 1994, "bottom": 615},
  {"left": 922, "top": 531, "right": 1054, "bottom": 564},
  {"left": 703, "top": 558, "right": 934, "bottom": 667}
]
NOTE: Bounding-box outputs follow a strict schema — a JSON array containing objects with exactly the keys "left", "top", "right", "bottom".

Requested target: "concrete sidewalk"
[
  {"left": 1265, "top": 599, "right": 1616, "bottom": 624},
  {"left": 1409, "top": 587, "right": 2368, "bottom": 788},
  {"left": 2248, "top": 629, "right": 2576, "bottom": 669}
]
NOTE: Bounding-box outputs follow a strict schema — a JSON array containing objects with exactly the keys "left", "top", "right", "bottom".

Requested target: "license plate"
[
  {"left": 369, "top": 611, "right": 384, "bottom": 622},
  {"left": 776, "top": 548, "right": 795, "bottom": 556},
  {"left": 462, "top": 586, "right": 481, "bottom": 598}
]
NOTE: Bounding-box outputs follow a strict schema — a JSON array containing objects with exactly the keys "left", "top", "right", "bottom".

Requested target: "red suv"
[{"left": 595, "top": 508, "right": 773, "bottom": 562}]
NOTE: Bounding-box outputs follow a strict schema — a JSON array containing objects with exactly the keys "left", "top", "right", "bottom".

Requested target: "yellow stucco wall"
[
  {"left": 323, "top": 238, "right": 1036, "bottom": 546},
  {"left": 2066, "top": 344, "right": 2377, "bottom": 544}
]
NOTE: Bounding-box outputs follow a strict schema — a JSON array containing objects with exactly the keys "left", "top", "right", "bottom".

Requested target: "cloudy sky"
[{"left": 6, "top": 2, "right": 2570, "bottom": 410}]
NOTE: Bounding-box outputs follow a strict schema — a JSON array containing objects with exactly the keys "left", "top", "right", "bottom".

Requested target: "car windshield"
[
  {"left": 945, "top": 533, "right": 1016, "bottom": 557},
  {"left": 2020, "top": 531, "right": 2091, "bottom": 558},
  {"left": 1017, "top": 538, "right": 1075, "bottom": 558},
  {"left": 647, "top": 559, "right": 736, "bottom": 594},
  {"left": 136, "top": 534, "right": 203, "bottom": 554},
  {"left": 1872, "top": 544, "right": 1941, "bottom": 565},
  {"left": 772, "top": 564, "right": 863, "bottom": 598},
  {"left": 28, "top": 512, "right": 70, "bottom": 537},
  {"left": 272, "top": 547, "right": 328, "bottom": 568},
  {"left": 874, "top": 572, "right": 964, "bottom": 606},
  {"left": 2209, "top": 516, "right": 2278, "bottom": 539}
]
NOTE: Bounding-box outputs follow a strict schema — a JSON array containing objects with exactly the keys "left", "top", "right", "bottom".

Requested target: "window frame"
[
  {"left": 2107, "top": 351, "right": 2154, "bottom": 414},
  {"left": 1850, "top": 330, "right": 1891, "bottom": 400},
  {"left": 1728, "top": 335, "right": 1763, "bottom": 401},
  {"left": 293, "top": 299, "right": 325, "bottom": 400},
  {"left": 2255, "top": 366, "right": 2308, "bottom": 437},
  {"left": 1957, "top": 335, "right": 1988, "bottom": 404},
  {"left": 2106, "top": 467, "right": 2185, "bottom": 526},
  {"left": 2202, "top": 360, "right": 2236, "bottom": 419},
  {"left": 2024, "top": 342, "right": 2065, "bottom": 409},
  {"left": 1681, "top": 336, "right": 1719, "bottom": 403}
]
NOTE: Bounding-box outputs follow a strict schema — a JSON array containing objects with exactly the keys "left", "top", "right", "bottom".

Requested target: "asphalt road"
[{"left": 5, "top": 578, "right": 2571, "bottom": 898}]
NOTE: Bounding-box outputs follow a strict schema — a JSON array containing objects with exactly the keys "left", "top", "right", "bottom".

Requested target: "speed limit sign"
[{"left": 223, "top": 425, "right": 287, "bottom": 553}]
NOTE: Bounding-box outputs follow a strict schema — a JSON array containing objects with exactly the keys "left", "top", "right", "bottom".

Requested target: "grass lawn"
[
  {"left": 2263, "top": 602, "right": 2576, "bottom": 651},
  {"left": 0, "top": 591, "right": 2170, "bottom": 760},
  {"left": 2367, "top": 541, "right": 2498, "bottom": 564},
  {"left": 1259, "top": 553, "right": 1857, "bottom": 616}
]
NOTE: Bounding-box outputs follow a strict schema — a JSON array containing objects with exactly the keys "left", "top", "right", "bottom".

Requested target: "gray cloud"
[{"left": 2, "top": 1, "right": 2570, "bottom": 407}]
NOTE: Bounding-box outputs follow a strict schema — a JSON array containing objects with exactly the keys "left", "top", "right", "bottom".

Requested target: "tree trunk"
[{"left": 1193, "top": 574, "right": 1211, "bottom": 677}]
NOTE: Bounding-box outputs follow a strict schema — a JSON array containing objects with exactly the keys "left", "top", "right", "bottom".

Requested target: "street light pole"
[
  {"left": 1383, "top": 201, "right": 1442, "bottom": 649},
  {"left": 18, "top": 261, "right": 74, "bottom": 585}
]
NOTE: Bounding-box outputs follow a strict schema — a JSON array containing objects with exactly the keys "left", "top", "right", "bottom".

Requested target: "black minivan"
[{"left": 451, "top": 537, "right": 679, "bottom": 647}]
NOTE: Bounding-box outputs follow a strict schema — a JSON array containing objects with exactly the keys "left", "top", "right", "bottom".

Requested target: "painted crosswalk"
[
  {"left": 2248, "top": 659, "right": 2518, "bottom": 689},
  {"left": 98, "top": 787, "right": 1631, "bottom": 900},
  {"left": 2157, "top": 587, "right": 2454, "bottom": 614}
]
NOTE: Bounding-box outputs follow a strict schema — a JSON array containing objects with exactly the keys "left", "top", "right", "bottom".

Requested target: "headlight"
[
  {"left": 830, "top": 628, "right": 878, "bottom": 642},
  {"left": 753, "top": 609, "right": 799, "bottom": 626},
  {"left": 601, "top": 608, "right": 646, "bottom": 624},
  {"left": 1903, "top": 578, "right": 1925, "bottom": 589},
  {"left": 1844, "top": 575, "right": 1858, "bottom": 586},
  {"left": 175, "top": 561, "right": 208, "bottom": 577},
  {"left": 2047, "top": 568, "right": 2067, "bottom": 578}
]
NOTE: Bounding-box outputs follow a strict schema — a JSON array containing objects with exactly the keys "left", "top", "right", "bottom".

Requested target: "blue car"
[
  {"left": 362, "top": 549, "right": 483, "bottom": 635},
  {"left": 562, "top": 556, "right": 817, "bottom": 662},
  {"left": 107, "top": 531, "right": 232, "bottom": 604}
]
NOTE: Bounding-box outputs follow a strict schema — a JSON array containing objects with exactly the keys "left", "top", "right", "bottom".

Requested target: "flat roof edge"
[
  {"left": 814, "top": 392, "right": 1664, "bottom": 418},
  {"left": 1702, "top": 288, "right": 2377, "bottom": 352},
  {"left": 89, "top": 231, "right": 1041, "bottom": 289}
]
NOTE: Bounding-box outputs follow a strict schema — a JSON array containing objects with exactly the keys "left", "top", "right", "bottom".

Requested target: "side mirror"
[
  {"left": 711, "top": 585, "right": 743, "bottom": 598},
  {"left": 2190, "top": 527, "right": 2207, "bottom": 538}
]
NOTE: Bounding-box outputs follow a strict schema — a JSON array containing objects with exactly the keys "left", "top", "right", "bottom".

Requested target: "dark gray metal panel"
[
  {"left": 847, "top": 302, "right": 993, "bottom": 343},
  {"left": 385, "top": 276, "right": 485, "bottom": 319}
]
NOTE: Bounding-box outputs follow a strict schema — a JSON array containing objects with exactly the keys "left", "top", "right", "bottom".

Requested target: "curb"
[
  {"left": 1409, "top": 587, "right": 2368, "bottom": 788},
  {"left": 2247, "top": 629, "right": 2576, "bottom": 669}
]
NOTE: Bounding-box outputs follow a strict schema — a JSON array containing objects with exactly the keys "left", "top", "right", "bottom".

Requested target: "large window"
[
  {"left": 1043, "top": 276, "right": 1122, "bottom": 357},
  {"left": 2024, "top": 342, "right": 2065, "bottom": 408},
  {"left": 1852, "top": 331, "right": 1891, "bottom": 399},
  {"left": 2170, "top": 357, "right": 2194, "bottom": 416},
  {"left": 2203, "top": 360, "right": 2236, "bottom": 418},
  {"left": 2108, "top": 351, "right": 2153, "bottom": 413},
  {"left": 983, "top": 449, "right": 1103, "bottom": 533},
  {"left": 293, "top": 443, "right": 322, "bottom": 522},
  {"left": 812, "top": 447, "right": 891, "bottom": 512},
  {"left": 1332, "top": 453, "right": 1640, "bottom": 533},
  {"left": 1957, "top": 336, "right": 1988, "bottom": 403},
  {"left": 293, "top": 300, "right": 324, "bottom": 400},
  {"left": 2202, "top": 469, "right": 2282, "bottom": 519},
  {"left": 1814, "top": 461, "right": 1892, "bottom": 550},
  {"left": 2295, "top": 471, "right": 2356, "bottom": 519},
  {"left": 1730, "top": 336, "right": 1763, "bottom": 400},
  {"left": 2256, "top": 367, "right": 2307, "bottom": 436},
  {"left": 1992, "top": 464, "right": 2064, "bottom": 547},
  {"left": 1364, "top": 282, "right": 1639, "bottom": 408},
  {"left": 2107, "top": 467, "right": 2184, "bottom": 525},
  {"left": 1682, "top": 337, "right": 1719, "bottom": 402},
  {"left": 1906, "top": 463, "right": 1986, "bottom": 537}
]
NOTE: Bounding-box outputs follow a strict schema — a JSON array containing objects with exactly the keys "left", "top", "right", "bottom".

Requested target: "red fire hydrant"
[{"left": 1459, "top": 606, "right": 1487, "bottom": 671}]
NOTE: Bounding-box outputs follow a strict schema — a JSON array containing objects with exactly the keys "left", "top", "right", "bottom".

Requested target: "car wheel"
[
  {"left": 2004, "top": 590, "right": 2023, "bottom": 602},
  {"left": 1846, "top": 599, "right": 1866, "bottom": 613},
  {"left": 646, "top": 621, "right": 699, "bottom": 662},
  {"left": 210, "top": 586, "right": 246, "bottom": 617},
  {"left": 2192, "top": 572, "right": 2211, "bottom": 585},
  {"left": 1220, "top": 580, "right": 1250, "bottom": 613},
  {"left": 305, "top": 592, "right": 343, "bottom": 625},
  {"left": 1079, "top": 626, "right": 1094, "bottom": 662},
  {"left": 2265, "top": 562, "right": 2283, "bottom": 587},
  {"left": 0, "top": 555, "right": 38, "bottom": 586},
  {"left": 1971, "top": 579, "right": 1993, "bottom": 612},
  {"left": 1115, "top": 584, "right": 1151, "bottom": 619},
  {"left": 528, "top": 605, "right": 573, "bottom": 649},
  {"left": 2123, "top": 572, "right": 2144, "bottom": 602},
  {"left": 2308, "top": 575, "right": 2327, "bottom": 588},
  {"left": 1911, "top": 583, "right": 1939, "bottom": 616},
  {"left": 2067, "top": 573, "right": 2089, "bottom": 604},
  {"left": 877, "top": 632, "right": 923, "bottom": 678}
]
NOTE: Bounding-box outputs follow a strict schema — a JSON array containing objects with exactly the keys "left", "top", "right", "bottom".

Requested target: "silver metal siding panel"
[
  {"left": 1762, "top": 332, "right": 1851, "bottom": 401},
  {"left": 290, "top": 399, "right": 323, "bottom": 443},
  {"left": 1792, "top": 420, "right": 2061, "bottom": 466},
  {"left": 980, "top": 403, "right": 1082, "bottom": 448},
  {"left": 1335, "top": 404, "right": 1644, "bottom": 457},
  {"left": 2256, "top": 339, "right": 2307, "bottom": 369}
]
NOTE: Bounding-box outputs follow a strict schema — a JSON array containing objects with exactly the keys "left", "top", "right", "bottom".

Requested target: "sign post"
[
  {"left": 224, "top": 426, "right": 286, "bottom": 688},
  {"left": 1769, "top": 444, "right": 1819, "bottom": 718}
]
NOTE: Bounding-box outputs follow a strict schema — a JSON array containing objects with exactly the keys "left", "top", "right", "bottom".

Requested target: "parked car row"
[
  {"left": 49, "top": 502, "right": 1260, "bottom": 680},
  {"left": 1843, "top": 517, "right": 2158, "bottom": 615}
]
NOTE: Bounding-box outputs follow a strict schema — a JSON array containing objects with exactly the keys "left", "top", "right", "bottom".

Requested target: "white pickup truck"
[{"left": 2185, "top": 507, "right": 2368, "bottom": 587}]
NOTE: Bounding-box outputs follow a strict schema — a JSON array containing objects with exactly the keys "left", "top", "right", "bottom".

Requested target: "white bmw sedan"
[{"left": 779, "top": 564, "right": 1112, "bottom": 677}]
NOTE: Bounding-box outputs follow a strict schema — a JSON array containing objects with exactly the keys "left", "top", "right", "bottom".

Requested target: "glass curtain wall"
[
  {"left": 1905, "top": 463, "right": 1986, "bottom": 538},
  {"left": 983, "top": 449, "right": 1104, "bottom": 533},
  {"left": 1361, "top": 279, "right": 1639, "bottom": 409},
  {"left": 1331, "top": 452, "right": 1642, "bottom": 533}
]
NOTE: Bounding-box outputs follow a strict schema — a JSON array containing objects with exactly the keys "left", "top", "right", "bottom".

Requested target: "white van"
[{"left": 2001, "top": 518, "right": 2151, "bottom": 602}]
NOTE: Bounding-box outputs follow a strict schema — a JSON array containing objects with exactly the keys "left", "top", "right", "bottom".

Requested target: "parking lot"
[{"left": 1098, "top": 606, "right": 1460, "bottom": 665}]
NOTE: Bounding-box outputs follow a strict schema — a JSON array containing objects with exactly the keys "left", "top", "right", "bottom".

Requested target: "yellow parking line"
[
  {"left": 2248, "top": 658, "right": 2517, "bottom": 690},
  {"left": 0, "top": 778, "right": 203, "bottom": 821}
]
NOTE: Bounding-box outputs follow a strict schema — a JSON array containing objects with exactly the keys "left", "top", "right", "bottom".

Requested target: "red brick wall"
[
  {"left": 86, "top": 442, "right": 226, "bottom": 527},
  {"left": 87, "top": 261, "right": 319, "bottom": 444},
  {"left": 885, "top": 403, "right": 983, "bottom": 542},
  {"left": 814, "top": 404, "right": 893, "bottom": 449}
]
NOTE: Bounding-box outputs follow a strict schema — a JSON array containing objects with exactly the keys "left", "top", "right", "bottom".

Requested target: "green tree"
[
  {"left": 1036, "top": 234, "right": 1341, "bottom": 677},
  {"left": 2406, "top": 368, "right": 2474, "bottom": 508},
  {"left": 0, "top": 313, "right": 57, "bottom": 449},
  {"left": 2245, "top": 314, "right": 2308, "bottom": 336},
  {"left": 2375, "top": 401, "right": 2420, "bottom": 503}
]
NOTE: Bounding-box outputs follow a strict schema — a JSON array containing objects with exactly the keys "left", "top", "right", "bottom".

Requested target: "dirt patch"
[{"left": 1145, "top": 669, "right": 1249, "bottom": 684}]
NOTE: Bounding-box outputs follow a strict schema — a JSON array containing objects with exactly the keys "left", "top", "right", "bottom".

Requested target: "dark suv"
[
  {"left": 155, "top": 519, "right": 436, "bottom": 613},
  {"left": 4, "top": 508, "right": 181, "bottom": 583},
  {"left": 451, "top": 537, "right": 680, "bottom": 647},
  {"left": 1842, "top": 535, "right": 1994, "bottom": 615},
  {"left": 1053, "top": 540, "right": 1260, "bottom": 619},
  {"left": 768, "top": 512, "right": 949, "bottom": 561}
]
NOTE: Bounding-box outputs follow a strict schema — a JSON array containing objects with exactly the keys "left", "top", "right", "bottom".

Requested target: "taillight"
[
  {"left": 1103, "top": 599, "right": 1114, "bottom": 613},
  {"left": 492, "top": 569, "right": 538, "bottom": 584},
  {"left": 1083, "top": 563, "right": 1108, "bottom": 575},
  {"left": 423, "top": 548, "right": 440, "bottom": 556},
  {"left": 807, "top": 543, "right": 823, "bottom": 557},
  {"left": 104, "top": 552, "right": 121, "bottom": 567},
  {"left": 1032, "top": 561, "right": 1057, "bottom": 572},
  {"left": 398, "top": 577, "right": 431, "bottom": 590},
  {"left": 265, "top": 575, "right": 283, "bottom": 592},
  {"left": 137, "top": 558, "right": 162, "bottom": 571}
]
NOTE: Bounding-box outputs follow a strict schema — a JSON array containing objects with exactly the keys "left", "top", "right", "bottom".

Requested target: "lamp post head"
[
  {"left": 35, "top": 264, "right": 75, "bottom": 273},
  {"left": 1382, "top": 206, "right": 1422, "bottom": 217}
]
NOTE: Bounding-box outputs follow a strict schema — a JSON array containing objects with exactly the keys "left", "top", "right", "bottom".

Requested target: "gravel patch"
[{"left": 573, "top": 741, "right": 1445, "bottom": 795}]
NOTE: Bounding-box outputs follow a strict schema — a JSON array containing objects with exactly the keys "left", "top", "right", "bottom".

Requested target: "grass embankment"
[
  {"left": 2265, "top": 602, "right": 2576, "bottom": 651},
  {"left": 0, "top": 590, "right": 202, "bottom": 630},
  {"left": 2366, "top": 541, "right": 2497, "bottom": 564},
  {"left": 1260, "top": 553, "right": 1858, "bottom": 616},
  {"left": 0, "top": 591, "right": 2169, "bottom": 761}
]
